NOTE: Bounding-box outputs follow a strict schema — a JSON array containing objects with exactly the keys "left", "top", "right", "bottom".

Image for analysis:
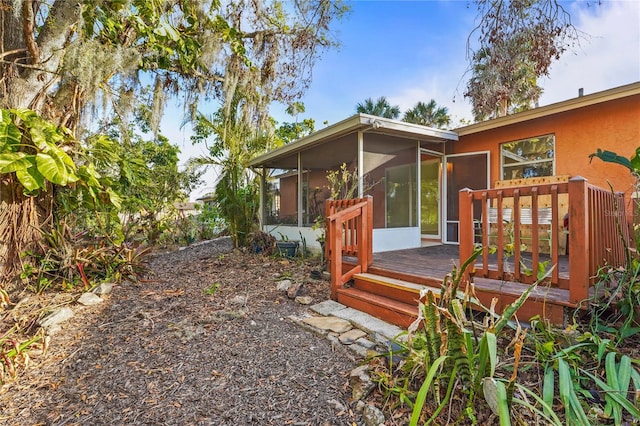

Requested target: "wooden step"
[
  {"left": 336, "top": 287, "right": 418, "bottom": 329},
  {"left": 352, "top": 273, "right": 441, "bottom": 305}
]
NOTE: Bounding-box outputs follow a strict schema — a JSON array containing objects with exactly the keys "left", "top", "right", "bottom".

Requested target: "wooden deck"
[
  {"left": 342, "top": 245, "right": 573, "bottom": 326},
  {"left": 325, "top": 183, "right": 627, "bottom": 328}
]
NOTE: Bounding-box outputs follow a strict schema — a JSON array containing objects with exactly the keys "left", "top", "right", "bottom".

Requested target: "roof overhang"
[
  {"left": 455, "top": 81, "right": 640, "bottom": 136},
  {"left": 250, "top": 113, "right": 458, "bottom": 168}
]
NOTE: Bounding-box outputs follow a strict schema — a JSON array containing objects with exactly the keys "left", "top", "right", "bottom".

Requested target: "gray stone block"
[{"left": 310, "top": 300, "right": 346, "bottom": 316}]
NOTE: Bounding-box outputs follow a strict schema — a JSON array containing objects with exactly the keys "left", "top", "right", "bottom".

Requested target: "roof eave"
[
  {"left": 249, "top": 113, "right": 458, "bottom": 168},
  {"left": 455, "top": 81, "right": 640, "bottom": 136}
]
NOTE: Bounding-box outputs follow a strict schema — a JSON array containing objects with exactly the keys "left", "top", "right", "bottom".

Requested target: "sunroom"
[{"left": 249, "top": 113, "right": 473, "bottom": 253}]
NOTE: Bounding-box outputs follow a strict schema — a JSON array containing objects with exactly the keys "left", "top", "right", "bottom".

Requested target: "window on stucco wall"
[{"left": 501, "top": 134, "right": 555, "bottom": 180}]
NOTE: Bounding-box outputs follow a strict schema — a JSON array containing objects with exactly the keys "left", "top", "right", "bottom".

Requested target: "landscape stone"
[
  {"left": 332, "top": 307, "right": 404, "bottom": 341},
  {"left": 229, "top": 295, "right": 247, "bottom": 306},
  {"left": 286, "top": 282, "right": 303, "bottom": 299},
  {"left": 92, "top": 282, "right": 113, "bottom": 295},
  {"left": 362, "top": 404, "right": 386, "bottom": 426},
  {"left": 348, "top": 344, "right": 368, "bottom": 358},
  {"left": 302, "top": 316, "right": 352, "bottom": 333},
  {"left": 338, "top": 329, "right": 367, "bottom": 345},
  {"left": 326, "top": 398, "right": 346, "bottom": 412},
  {"left": 39, "top": 307, "right": 74, "bottom": 335},
  {"left": 295, "top": 296, "right": 313, "bottom": 305},
  {"left": 310, "top": 300, "right": 346, "bottom": 316},
  {"left": 276, "top": 279, "right": 293, "bottom": 291},
  {"left": 349, "top": 365, "right": 375, "bottom": 401},
  {"left": 355, "top": 338, "right": 377, "bottom": 349},
  {"left": 77, "top": 292, "right": 104, "bottom": 306}
]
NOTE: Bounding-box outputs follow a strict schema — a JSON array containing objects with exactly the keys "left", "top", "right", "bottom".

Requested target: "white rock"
[
  {"left": 77, "top": 292, "right": 104, "bottom": 306},
  {"left": 229, "top": 295, "right": 247, "bottom": 306},
  {"left": 363, "top": 404, "right": 386, "bottom": 426},
  {"left": 92, "top": 282, "right": 113, "bottom": 295},
  {"left": 39, "top": 307, "right": 74, "bottom": 335},
  {"left": 295, "top": 296, "right": 313, "bottom": 305},
  {"left": 276, "top": 279, "right": 293, "bottom": 291}
]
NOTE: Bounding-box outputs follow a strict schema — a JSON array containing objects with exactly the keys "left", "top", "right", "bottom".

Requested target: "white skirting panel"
[{"left": 372, "top": 227, "right": 421, "bottom": 253}]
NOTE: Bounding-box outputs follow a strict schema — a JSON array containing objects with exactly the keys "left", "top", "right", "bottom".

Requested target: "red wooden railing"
[
  {"left": 460, "top": 176, "right": 632, "bottom": 305},
  {"left": 588, "top": 184, "right": 631, "bottom": 275},
  {"left": 325, "top": 196, "right": 374, "bottom": 299}
]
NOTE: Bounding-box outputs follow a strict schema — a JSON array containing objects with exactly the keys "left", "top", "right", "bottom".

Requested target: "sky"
[{"left": 164, "top": 0, "right": 640, "bottom": 200}]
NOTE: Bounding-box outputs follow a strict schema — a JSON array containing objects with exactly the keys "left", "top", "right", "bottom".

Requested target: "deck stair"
[{"left": 335, "top": 272, "right": 442, "bottom": 328}]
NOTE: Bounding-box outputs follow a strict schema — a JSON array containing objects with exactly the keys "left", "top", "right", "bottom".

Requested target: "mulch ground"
[{"left": 0, "top": 239, "right": 362, "bottom": 425}]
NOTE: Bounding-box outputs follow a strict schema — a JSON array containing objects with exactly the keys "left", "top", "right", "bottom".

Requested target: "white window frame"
[{"left": 500, "top": 134, "right": 555, "bottom": 180}]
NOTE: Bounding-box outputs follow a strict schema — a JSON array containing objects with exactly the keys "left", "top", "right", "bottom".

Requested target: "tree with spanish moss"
[{"left": 0, "top": 0, "right": 347, "bottom": 286}]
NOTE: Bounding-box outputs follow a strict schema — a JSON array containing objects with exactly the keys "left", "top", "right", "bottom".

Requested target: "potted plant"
[{"left": 275, "top": 233, "right": 299, "bottom": 258}]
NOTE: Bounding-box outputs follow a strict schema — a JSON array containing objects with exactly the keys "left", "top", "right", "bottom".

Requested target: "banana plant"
[{"left": 589, "top": 147, "right": 640, "bottom": 175}]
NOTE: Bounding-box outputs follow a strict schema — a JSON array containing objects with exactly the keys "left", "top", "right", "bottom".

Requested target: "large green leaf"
[
  {"left": 78, "top": 164, "right": 102, "bottom": 188},
  {"left": 0, "top": 110, "right": 21, "bottom": 150},
  {"left": 35, "top": 152, "right": 76, "bottom": 185},
  {"left": 630, "top": 147, "right": 640, "bottom": 173},
  {"left": 0, "top": 152, "right": 32, "bottom": 173},
  {"left": 16, "top": 164, "right": 44, "bottom": 192}
]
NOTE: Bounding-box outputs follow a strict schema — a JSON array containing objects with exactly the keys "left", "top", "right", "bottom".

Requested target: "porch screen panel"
[
  {"left": 267, "top": 169, "right": 300, "bottom": 225},
  {"left": 300, "top": 135, "right": 358, "bottom": 226},
  {"left": 446, "top": 153, "right": 488, "bottom": 243},
  {"left": 363, "top": 134, "right": 418, "bottom": 229}
]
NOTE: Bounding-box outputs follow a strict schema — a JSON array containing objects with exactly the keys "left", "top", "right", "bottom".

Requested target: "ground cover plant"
[{"left": 367, "top": 258, "right": 640, "bottom": 425}]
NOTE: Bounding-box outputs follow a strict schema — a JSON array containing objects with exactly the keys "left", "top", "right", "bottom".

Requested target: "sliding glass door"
[{"left": 420, "top": 153, "right": 442, "bottom": 239}]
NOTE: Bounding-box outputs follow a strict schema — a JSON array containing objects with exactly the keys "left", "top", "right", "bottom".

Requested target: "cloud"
[{"left": 539, "top": 1, "right": 640, "bottom": 103}]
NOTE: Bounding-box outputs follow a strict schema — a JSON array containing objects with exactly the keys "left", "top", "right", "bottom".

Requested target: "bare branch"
[{"left": 21, "top": 0, "right": 39, "bottom": 64}]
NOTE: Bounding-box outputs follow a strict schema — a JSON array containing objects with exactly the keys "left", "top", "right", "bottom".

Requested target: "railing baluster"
[
  {"left": 551, "top": 185, "right": 561, "bottom": 286},
  {"left": 531, "top": 188, "right": 540, "bottom": 281},
  {"left": 496, "top": 191, "right": 505, "bottom": 278},
  {"left": 481, "top": 192, "right": 489, "bottom": 277},
  {"left": 513, "top": 190, "right": 521, "bottom": 282}
]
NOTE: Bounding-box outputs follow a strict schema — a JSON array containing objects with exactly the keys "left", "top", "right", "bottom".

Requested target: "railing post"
[
  {"left": 459, "top": 188, "right": 474, "bottom": 284},
  {"left": 568, "top": 176, "right": 590, "bottom": 304},
  {"left": 365, "top": 196, "right": 373, "bottom": 269},
  {"left": 328, "top": 216, "right": 342, "bottom": 300}
]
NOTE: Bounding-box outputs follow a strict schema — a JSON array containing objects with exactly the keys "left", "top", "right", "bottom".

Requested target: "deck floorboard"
[{"left": 371, "top": 245, "right": 570, "bottom": 280}]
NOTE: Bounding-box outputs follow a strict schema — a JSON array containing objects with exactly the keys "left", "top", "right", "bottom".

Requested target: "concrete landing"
[{"left": 289, "top": 300, "right": 407, "bottom": 358}]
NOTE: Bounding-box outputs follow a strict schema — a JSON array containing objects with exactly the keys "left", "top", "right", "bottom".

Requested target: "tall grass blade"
[
  {"left": 559, "top": 358, "right": 590, "bottom": 426},
  {"left": 512, "top": 383, "right": 563, "bottom": 426},
  {"left": 542, "top": 366, "right": 555, "bottom": 417},
  {"left": 409, "top": 355, "right": 448, "bottom": 426},
  {"left": 494, "top": 379, "right": 511, "bottom": 426},
  {"left": 582, "top": 368, "right": 640, "bottom": 419}
]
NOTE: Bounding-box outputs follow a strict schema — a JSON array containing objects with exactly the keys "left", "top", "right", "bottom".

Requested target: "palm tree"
[
  {"left": 402, "top": 100, "right": 451, "bottom": 128},
  {"left": 355, "top": 96, "right": 401, "bottom": 119}
]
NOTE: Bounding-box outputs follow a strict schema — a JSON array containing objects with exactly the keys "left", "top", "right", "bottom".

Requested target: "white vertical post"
[
  {"left": 259, "top": 167, "right": 266, "bottom": 228},
  {"left": 297, "top": 152, "right": 303, "bottom": 227},
  {"left": 358, "top": 130, "right": 364, "bottom": 197}
]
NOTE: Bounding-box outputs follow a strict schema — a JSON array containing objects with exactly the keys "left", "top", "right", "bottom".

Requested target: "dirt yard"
[{"left": 0, "top": 238, "right": 362, "bottom": 425}]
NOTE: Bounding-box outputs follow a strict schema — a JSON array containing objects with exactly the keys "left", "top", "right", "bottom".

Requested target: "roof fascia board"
[
  {"left": 367, "top": 116, "right": 458, "bottom": 141},
  {"left": 456, "top": 81, "right": 640, "bottom": 136},
  {"left": 249, "top": 114, "right": 365, "bottom": 167}
]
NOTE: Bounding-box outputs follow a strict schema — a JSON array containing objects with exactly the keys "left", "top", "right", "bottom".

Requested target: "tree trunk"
[
  {"left": 0, "top": 1, "right": 78, "bottom": 287},
  {"left": 0, "top": 176, "right": 52, "bottom": 289}
]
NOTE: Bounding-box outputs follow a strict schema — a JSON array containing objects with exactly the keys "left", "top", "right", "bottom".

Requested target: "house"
[{"left": 249, "top": 82, "right": 639, "bottom": 325}]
